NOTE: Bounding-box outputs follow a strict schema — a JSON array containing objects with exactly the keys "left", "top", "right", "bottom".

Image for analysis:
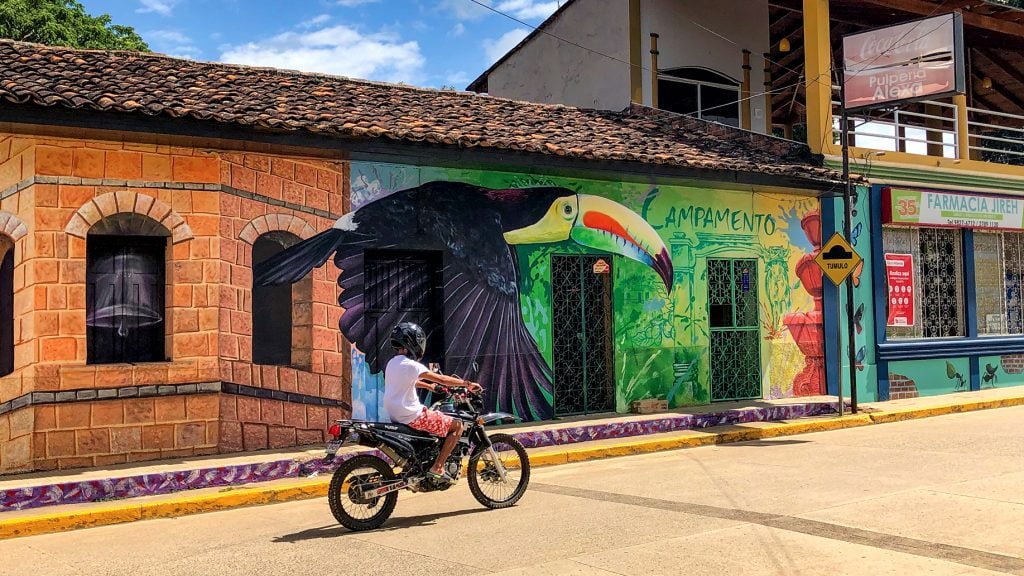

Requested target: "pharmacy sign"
[{"left": 882, "top": 187, "right": 1024, "bottom": 230}]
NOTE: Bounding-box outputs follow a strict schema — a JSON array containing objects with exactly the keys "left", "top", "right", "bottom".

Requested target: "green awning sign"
[{"left": 883, "top": 187, "right": 1024, "bottom": 230}]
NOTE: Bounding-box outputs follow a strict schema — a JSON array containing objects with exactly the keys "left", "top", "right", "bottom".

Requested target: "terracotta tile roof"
[{"left": 0, "top": 40, "right": 842, "bottom": 186}]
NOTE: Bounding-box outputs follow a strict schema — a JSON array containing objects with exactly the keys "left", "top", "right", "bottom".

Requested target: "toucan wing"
[
  {"left": 254, "top": 182, "right": 555, "bottom": 421},
  {"left": 253, "top": 227, "right": 350, "bottom": 286},
  {"left": 333, "top": 183, "right": 554, "bottom": 421}
]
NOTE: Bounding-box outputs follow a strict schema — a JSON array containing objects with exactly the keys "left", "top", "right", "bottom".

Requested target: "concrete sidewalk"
[{"left": 1, "top": 387, "right": 1022, "bottom": 540}]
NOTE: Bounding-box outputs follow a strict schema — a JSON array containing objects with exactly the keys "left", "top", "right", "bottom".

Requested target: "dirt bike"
[{"left": 322, "top": 372, "right": 531, "bottom": 531}]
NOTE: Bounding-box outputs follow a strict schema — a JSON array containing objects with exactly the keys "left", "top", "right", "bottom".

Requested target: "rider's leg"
[{"left": 430, "top": 418, "right": 463, "bottom": 475}]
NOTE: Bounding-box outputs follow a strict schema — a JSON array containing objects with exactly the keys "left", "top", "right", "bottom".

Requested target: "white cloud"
[
  {"left": 495, "top": 0, "right": 560, "bottom": 20},
  {"left": 483, "top": 28, "right": 528, "bottom": 63},
  {"left": 148, "top": 30, "right": 191, "bottom": 44},
  {"left": 219, "top": 23, "right": 426, "bottom": 84},
  {"left": 300, "top": 14, "right": 332, "bottom": 28},
  {"left": 439, "top": 0, "right": 491, "bottom": 20},
  {"left": 136, "top": 0, "right": 177, "bottom": 16},
  {"left": 444, "top": 70, "right": 470, "bottom": 86},
  {"left": 440, "top": 0, "right": 559, "bottom": 21},
  {"left": 449, "top": 22, "right": 465, "bottom": 37},
  {"left": 147, "top": 29, "right": 200, "bottom": 59},
  {"left": 336, "top": 0, "right": 380, "bottom": 6}
]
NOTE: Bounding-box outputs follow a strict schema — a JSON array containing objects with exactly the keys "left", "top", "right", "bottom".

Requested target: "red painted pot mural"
[{"left": 784, "top": 209, "right": 826, "bottom": 396}]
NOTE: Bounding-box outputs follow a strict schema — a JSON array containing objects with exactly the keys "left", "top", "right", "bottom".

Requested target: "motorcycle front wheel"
[
  {"left": 328, "top": 455, "right": 398, "bottom": 531},
  {"left": 468, "top": 432, "right": 530, "bottom": 509}
]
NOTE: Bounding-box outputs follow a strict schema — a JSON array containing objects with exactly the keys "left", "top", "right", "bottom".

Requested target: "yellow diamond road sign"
[{"left": 815, "top": 232, "right": 863, "bottom": 286}]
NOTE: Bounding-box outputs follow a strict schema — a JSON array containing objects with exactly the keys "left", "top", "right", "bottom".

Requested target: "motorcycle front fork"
[{"left": 484, "top": 447, "right": 509, "bottom": 482}]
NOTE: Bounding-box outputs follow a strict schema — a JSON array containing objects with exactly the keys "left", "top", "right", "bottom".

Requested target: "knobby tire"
[
  {"left": 328, "top": 455, "right": 398, "bottom": 531},
  {"left": 468, "top": 432, "right": 530, "bottom": 509}
]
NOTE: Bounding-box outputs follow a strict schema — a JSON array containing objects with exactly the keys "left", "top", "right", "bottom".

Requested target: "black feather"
[
  {"left": 254, "top": 228, "right": 345, "bottom": 286},
  {"left": 255, "top": 182, "right": 570, "bottom": 421}
]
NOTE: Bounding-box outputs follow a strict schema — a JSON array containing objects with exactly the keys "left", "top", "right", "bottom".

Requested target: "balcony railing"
[
  {"left": 967, "top": 108, "right": 1024, "bottom": 165},
  {"left": 830, "top": 99, "right": 1024, "bottom": 167}
]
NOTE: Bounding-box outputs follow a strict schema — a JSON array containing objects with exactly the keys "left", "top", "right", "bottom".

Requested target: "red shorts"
[{"left": 407, "top": 408, "right": 454, "bottom": 437}]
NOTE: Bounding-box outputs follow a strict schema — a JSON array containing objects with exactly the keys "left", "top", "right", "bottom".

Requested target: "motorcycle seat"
[{"left": 365, "top": 421, "right": 438, "bottom": 439}]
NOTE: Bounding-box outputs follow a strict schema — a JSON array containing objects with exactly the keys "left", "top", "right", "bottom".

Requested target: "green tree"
[{"left": 0, "top": 0, "right": 148, "bottom": 51}]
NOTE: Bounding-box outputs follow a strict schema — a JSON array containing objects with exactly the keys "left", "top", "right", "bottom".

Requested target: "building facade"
[
  {"left": 344, "top": 162, "right": 831, "bottom": 422},
  {"left": 0, "top": 133, "right": 351, "bottom": 472},
  {"left": 0, "top": 39, "right": 845, "bottom": 471},
  {"left": 470, "top": 0, "right": 1024, "bottom": 403}
]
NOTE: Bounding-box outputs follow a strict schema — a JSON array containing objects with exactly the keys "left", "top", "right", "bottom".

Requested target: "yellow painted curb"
[
  {"left": 0, "top": 477, "right": 330, "bottom": 540},
  {"left": 868, "top": 395, "right": 1024, "bottom": 424},
  {"left": 1, "top": 395, "right": 1020, "bottom": 540}
]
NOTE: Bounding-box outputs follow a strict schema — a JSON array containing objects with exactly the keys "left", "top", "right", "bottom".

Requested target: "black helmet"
[{"left": 390, "top": 322, "right": 426, "bottom": 360}]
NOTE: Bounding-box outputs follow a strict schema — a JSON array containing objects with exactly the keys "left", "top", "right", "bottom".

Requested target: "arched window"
[
  {"left": 658, "top": 67, "right": 740, "bottom": 127},
  {"left": 86, "top": 214, "right": 169, "bottom": 364},
  {"left": 252, "top": 231, "right": 311, "bottom": 368},
  {"left": 0, "top": 237, "right": 13, "bottom": 377}
]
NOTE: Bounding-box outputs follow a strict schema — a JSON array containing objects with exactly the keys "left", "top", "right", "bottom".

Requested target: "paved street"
[{"left": 3, "top": 406, "right": 1023, "bottom": 576}]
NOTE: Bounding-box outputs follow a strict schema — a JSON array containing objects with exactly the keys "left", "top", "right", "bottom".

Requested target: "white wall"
[
  {"left": 485, "top": 0, "right": 632, "bottom": 111},
  {"left": 482, "top": 0, "right": 772, "bottom": 133},
  {"left": 640, "top": 0, "right": 771, "bottom": 133}
]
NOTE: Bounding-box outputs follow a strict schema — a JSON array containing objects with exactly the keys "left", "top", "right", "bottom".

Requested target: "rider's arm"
[{"left": 416, "top": 371, "right": 482, "bottom": 392}]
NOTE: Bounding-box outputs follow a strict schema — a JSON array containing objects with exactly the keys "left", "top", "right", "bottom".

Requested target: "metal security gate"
[
  {"left": 86, "top": 236, "right": 166, "bottom": 364},
  {"left": 708, "top": 258, "right": 761, "bottom": 401},
  {"left": 363, "top": 250, "right": 444, "bottom": 374},
  {"left": 551, "top": 255, "right": 615, "bottom": 416}
]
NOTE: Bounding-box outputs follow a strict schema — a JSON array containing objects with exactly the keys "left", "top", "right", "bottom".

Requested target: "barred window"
[
  {"left": 975, "top": 231, "right": 1024, "bottom": 335},
  {"left": 883, "top": 226, "right": 965, "bottom": 339}
]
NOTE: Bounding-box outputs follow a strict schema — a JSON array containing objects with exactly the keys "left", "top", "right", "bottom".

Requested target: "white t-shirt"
[{"left": 383, "top": 355, "right": 430, "bottom": 424}]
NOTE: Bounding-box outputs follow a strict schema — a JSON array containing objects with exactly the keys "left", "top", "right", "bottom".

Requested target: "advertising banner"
[
  {"left": 843, "top": 13, "right": 964, "bottom": 111},
  {"left": 885, "top": 253, "right": 914, "bottom": 327},
  {"left": 882, "top": 187, "right": 1024, "bottom": 230}
]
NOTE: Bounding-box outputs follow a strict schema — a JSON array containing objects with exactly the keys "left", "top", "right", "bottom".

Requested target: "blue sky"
[{"left": 83, "top": 0, "right": 563, "bottom": 88}]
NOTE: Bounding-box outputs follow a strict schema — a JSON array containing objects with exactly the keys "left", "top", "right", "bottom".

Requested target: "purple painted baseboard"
[{"left": 1, "top": 401, "right": 839, "bottom": 513}]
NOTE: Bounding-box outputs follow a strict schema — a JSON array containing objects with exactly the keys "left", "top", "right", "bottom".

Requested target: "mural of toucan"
[{"left": 255, "top": 181, "right": 673, "bottom": 421}]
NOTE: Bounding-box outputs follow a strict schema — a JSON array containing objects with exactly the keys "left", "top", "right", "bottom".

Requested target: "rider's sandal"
[{"left": 425, "top": 470, "right": 455, "bottom": 484}]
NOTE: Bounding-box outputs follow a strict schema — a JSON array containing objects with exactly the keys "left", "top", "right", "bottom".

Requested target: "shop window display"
[
  {"left": 883, "top": 226, "right": 964, "bottom": 339},
  {"left": 975, "top": 231, "right": 1024, "bottom": 335}
]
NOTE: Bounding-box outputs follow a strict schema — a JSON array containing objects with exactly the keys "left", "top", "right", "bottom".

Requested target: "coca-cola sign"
[{"left": 843, "top": 13, "right": 964, "bottom": 111}]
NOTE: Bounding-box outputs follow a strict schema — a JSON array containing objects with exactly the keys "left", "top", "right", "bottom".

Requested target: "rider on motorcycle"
[{"left": 384, "top": 322, "right": 482, "bottom": 483}]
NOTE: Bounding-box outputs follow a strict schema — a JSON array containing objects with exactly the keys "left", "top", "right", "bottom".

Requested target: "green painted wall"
[
  {"left": 888, "top": 358, "right": 971, "bottom": 397},
  {"left": 978, "top": 355, "right": 1024, "bottom": 389},
  {"left": 349, "top": 162, "right": 826, "bottom": 418}
]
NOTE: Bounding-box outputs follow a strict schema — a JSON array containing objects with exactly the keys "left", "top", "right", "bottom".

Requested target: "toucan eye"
[{"left": 561, "top": 202, "right": 575, "bottom": 218}]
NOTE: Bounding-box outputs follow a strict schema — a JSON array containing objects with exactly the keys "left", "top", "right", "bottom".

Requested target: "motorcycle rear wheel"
[
  {"left": 468, "top": 432, "right": 530, "bottom": 509},
  {"left": 328, "top": 455, "right": 398, "bottom": 531}
]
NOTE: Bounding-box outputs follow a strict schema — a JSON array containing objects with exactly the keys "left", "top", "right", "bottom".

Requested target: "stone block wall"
[
  {"left": 0, "top": 131, "right": 351, "bottom": 473},
  {"left": 888, "top": 373, "right": 919, "bottom": 400},
  {"left": 1000, "top": 354, "right": 1024, "bottom": 375}
]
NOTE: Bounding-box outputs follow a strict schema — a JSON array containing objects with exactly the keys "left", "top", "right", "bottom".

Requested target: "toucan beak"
[{"left": 503, "top": 194, "right": 673, "bottom": 293}]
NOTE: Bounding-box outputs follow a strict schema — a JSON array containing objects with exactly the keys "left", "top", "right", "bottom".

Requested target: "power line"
[
  {"left": 468, "top": 0, "right": 637, "bottom": 72},
  {"left": 468, "top": 0, "right": 836, "bottom": 127},
  {"left": 471, "top": 0, "right": 955, "bottom": 140},
  {"left": 833, "top": 0, "right": 953, "bottom": 152}
]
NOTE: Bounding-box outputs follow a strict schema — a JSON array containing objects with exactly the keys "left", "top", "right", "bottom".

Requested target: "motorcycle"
[{"left": 322, "top": 370, "right": 531, "bottom": 531}]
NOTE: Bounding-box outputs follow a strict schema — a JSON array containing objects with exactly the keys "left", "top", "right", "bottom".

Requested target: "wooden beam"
[
  {"left": 972, "top": 92, "right": 999, "bottom": 112},
  {"left": 772, "top": 45, "right": 805, "bottom": 77},
  {"left": 975, "top": 48, "right": 1024, "bottom": 93},
  {"left": 972, "top": 71, "right": 1024, "bottom": 112},
  {"left": 971, "top": 49, "right": 1024, "bottom": 112},
  {"left": 855, "top": 0, "right": 1024, "bottom": 41},
  {"left": 770, "top": 10, "right": 802, "bottom": 35}
]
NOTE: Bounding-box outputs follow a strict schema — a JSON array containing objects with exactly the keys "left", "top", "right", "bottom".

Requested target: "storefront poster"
[
  {"left": 883, "top": 187, "right": 1024, "bottom": 230},
  {"left": 885, "top": 253, "right": 914, "bottom": 327}
]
